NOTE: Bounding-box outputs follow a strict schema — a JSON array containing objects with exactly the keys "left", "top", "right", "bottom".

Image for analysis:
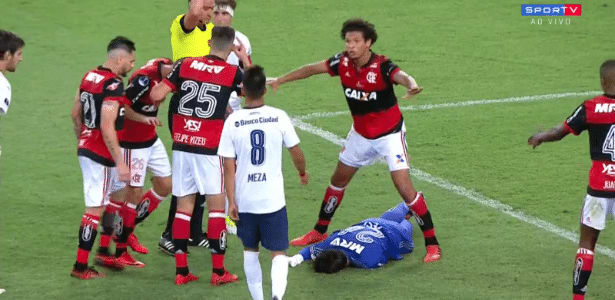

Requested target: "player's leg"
[
  {"left": 189, "top": 194, "right": 208, "bottom": 247},
  {"left": 134, "top": 139, "right": 171, "bottom": 227},
  {"left": 572, "top": 195, "right": 606, "bottom": 300},
  {"left": 238, "top": 213, "right": 264, "bottom": 300},
  {"left": 261, "top": 207, "right": 290, "bottom": 300},
  {"left": 381, "top": 129, "right": 440, "bottom": 262},
  {"left": 159, "top": 196, "right": 177, "bottom": 255},
  {"left": 95, "top": 166, "right": 126, "bottom": 270},
  {"left": 380, "top": 202, "right": 411, "bottom": 223}
]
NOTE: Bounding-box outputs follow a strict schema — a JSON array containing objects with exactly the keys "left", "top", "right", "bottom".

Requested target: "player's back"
[
  {"left": 223, "top": 105, "right": 296, "bottom": 214},
  {"left": 163, "top": 55, "right": 242, "bottom": 155}
]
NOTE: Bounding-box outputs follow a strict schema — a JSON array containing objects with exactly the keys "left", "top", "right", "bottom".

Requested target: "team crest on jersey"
[
  {"left": 107, "top": 81, "right": 120, "bottom": 91},
  {"left": 138, "top": 76, "right": 150, "bottom": 87},
  {"left": 396, "top": 154, "right": 405, "bottom": 164},
  {"left": 366, "top": 71, "right": 378, "bottom": 84},
  {"left": 132, "top": 173, "right": 142, "bottom": 183}
]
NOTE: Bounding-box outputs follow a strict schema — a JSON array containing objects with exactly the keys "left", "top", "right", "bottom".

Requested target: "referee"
[{"left": 159, "top": 0, "right": 215, "bottom": 255}]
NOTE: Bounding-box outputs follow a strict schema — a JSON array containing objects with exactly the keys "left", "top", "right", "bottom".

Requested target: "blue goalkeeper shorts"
[{"left": 237, "top": 206, "right": 289, "bottom": 251}]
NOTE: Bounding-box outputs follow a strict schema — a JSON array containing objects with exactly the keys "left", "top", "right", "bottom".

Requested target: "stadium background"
[{"left": 1, "top": 0, "right": 614, "bottom": 298}]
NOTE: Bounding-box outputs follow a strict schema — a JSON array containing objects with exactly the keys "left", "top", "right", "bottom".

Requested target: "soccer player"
[
  {"left": 267, "top": 18, "right": 441, "bottom": 262},
  {"left": 288, "top": 202, "right": 414, "bottom": 273},
  {"left": 113, "top": 58, "right": 174, "bottom": 258},
  {"left": 69, "top": 36, "right": 136, "bottom": 279},
  {"left": 151, "top": 26, "right": 250, "bottom": 285},
  {"left": 218, "top": 65, "right": 308, "bottom": 300},
  {"left": 527, "top": 60, "right": 615, "bottom": 300},
  {"left": 213, "top": 0, "right": 252, "bottom": 112},
  {"left": 160, "top": 0, "right": 216, "bottom": 254},
  {"left": 0, "top": 29, "right": 24, "bottom": 294}
]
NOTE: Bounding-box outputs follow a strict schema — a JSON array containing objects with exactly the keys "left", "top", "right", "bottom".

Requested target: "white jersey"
[
  {"left": 218, "top": 105, "right": 300, "bottom": 214},
  {"left": 227, "top": 31, "right": 251, "bottom": 111},
  {"left": 0, "top": 73, "right": 11, "bottom": 115}
]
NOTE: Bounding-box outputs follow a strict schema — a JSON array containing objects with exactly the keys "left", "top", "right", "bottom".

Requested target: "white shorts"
[
  {"left": 79, "top": 156, "right": 123, "bottom": 207},
  {"left": 338, "top": 124, "right": 410, "bottom": 171},
  {"left": 172, "top": 151, "right": 223, "bottom": 197},
  {"left": 122, "top": 138, "right": 172, "bottom": 187},
  {"left": 581, "top": 194, "right": 615, "bottom": 231}
]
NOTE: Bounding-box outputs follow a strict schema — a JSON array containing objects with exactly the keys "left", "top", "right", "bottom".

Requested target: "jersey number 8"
[{"left": 250, "top": 130, "right": 265, "bottom": 166}]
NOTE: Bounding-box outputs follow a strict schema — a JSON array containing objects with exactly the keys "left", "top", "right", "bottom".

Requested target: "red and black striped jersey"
[
  {"left": 326, "top": 51, "right": 402, "bottom": 139},
  {"left": 119, "top": 58, "right": 172, "bottom": 149},
  {"left": 77, "top": 66, "right": 128, "bottom": 167},
  {"left": 162, "top": 55, "right": 242, "bottom": 155},
  {"left": 565, "top": 94, "right": 615, "bottom": 197}
]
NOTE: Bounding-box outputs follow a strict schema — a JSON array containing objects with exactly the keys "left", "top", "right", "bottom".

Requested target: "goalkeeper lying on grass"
[{"left": 289, "top": 202, "right": 416, "bottom": 273}]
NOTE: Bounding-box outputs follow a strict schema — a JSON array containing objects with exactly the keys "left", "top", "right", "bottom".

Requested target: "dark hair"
[
  {"left": 341, "top": 18, "right": 377, "bottom": 45},
  {"left": 107, "top": 36, "right": 135, "bottom": 53},
  {"left": 210, "top": 26, "right": 235, "bottom": 51},
  {"left": 600, "top": 60, "right": 615, "bottom": 80},
  {"left": 0, "top": 30, "right": 25, "bottom": 58},
  {"left": 215, "top": 0, "right": 236, "bottom": 9},
  {"left": 243, "top": 65, "right": 266, "bottom": 99},
  {"left": 313, "top": 250, "right": 348, "bottom": 274}
]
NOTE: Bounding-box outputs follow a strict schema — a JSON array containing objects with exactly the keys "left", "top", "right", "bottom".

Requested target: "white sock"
[
  {"left": 271, "top": 255, "right": 289, "bottom": 300},
  {"left": 243, "top": 251, "right": 264, "bottom": 300}
]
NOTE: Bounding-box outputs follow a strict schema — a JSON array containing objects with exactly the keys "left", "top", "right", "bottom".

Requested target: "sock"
[
  {"left": 134, "top": 189, "right": 165, "bottom": 225},
  {"left": 164, "top": 195, "right": 177, "bottom": 234},
  {"left": 173, "top": 212, "right": 191, "bottom": 275},
  {"left": 190, "top": 194, "right": 206, "bottom": 240},
  {"left": 99, "top": 202, "right": 121, "bottom": 254},
  {"left": 208, "top": 210, "right": 227, "bottom": 275},
  {"left": 314, "top": 185, "right": 345, "bottom": 234},
  {"left": 116, "top": 202, "right": 137, "bottom": 257},
  {"left": 271, "top": 255, "right": 289, "bottom": 300},
  {"left": 573, "top": 248, "right": 594, "bottom": 299},
  {"left": 407, "top": 192, "right": 439, "bottom": 246},
  {"left": 74, "top": 214, "right": 99, "bottom": 271},
  {"left": 243, "top": 251, "right": 264, "bottom": 300}
]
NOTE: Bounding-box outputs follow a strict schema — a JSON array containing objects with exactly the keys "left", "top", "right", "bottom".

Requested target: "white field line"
[
  {"left": 291, "top": 118, "right": 615, "bottom": 260},
  {"left": 295, "top": 91, "right": 601, "bottom": 121}
]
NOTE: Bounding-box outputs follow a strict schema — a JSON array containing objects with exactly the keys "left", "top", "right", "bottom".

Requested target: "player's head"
[
  {"left": 213, "top": 0, "right": 236, "bottom": 26},
  {"left": 243, "top": 65, "right": 266, "bottom": 100},
  {"left": 189, "top": 0, "right": 215, "bottom": 26},
  {"left": 341, "top": 19, "right": 377, "bottom": 60},
  {"left": 313, "top": 250, "right": 349, "bottom": 274},
  {"left": 0, "top": 30, "right": 25, "bottom": 72},
  {"left": 210, "top": 26, "right": 235, "bottom": 56},
  {"left": 600, "top": 60, "right": 615, "bottom": 93},
  {"left": 107, "top": 36, "right": 136, "bottom": 77}
]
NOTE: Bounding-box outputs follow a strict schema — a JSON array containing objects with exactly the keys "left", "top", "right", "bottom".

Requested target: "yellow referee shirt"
[{"left": 170, "top": 14, "right": 213, "bottom": 61}]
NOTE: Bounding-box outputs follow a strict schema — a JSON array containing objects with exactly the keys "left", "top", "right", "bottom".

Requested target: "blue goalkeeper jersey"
[{"left": 299, "top": 218, "right": 414, "bottom": 269}]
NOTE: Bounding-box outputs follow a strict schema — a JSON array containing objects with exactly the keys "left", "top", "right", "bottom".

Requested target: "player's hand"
[
  {"left": 233, "top": 40, "right": 250, "bottom": 63},
  {"left": 117, "top": 163, "right": 131, "bottom": 183},
  {"left": 145, "top": 116, "right": 162, "bottom": 127},
  {"left": 402, "top": 86, "right": 423, "bottom": 99},
  {"left": 228, "top": 202, "right": 239, "bottom": 221},
  {"left": 266, "top": 77, "right": 280, "bottom": 92},
  {"left": 299, "top": 172, "right": 309, "bottom": 185},
  {"left": 528, "top": 126, "right": 545, "bottom": 149},
  {"left": 289, "top": 254, "right": 304, "bottom": 267}
]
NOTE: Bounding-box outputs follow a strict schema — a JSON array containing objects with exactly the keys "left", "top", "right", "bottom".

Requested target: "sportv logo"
[{"left": 521, "top": 4, "right": 581, "bottom": 16}]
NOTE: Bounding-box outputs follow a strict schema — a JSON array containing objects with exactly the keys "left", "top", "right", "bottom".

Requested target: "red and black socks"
[
  {"left": 98, "top": 200, "right": 122, "bottom": 254},
  {"left": 134, "top": 189, "right": 165, "bottom": 225},
  {"left": 314, "top": 185, "right": 345, "bottom": 234},
  {"left": 115, "top": 202, "right": 137, "bottom": 257},
  {"left": 75, "top": 214, "right": 99, "bottom": 271},
  {"left": 208, "top": 210, "right": 227, "bottom": 276},
  {"left": 408, "top": 192, "right": 439, "bottom": 246},
  {"left": 173, "top": 212, "right": 191, "bottom": 275},
  {"left": 573, "top": 248, "right": 594, "bottom": 300}
]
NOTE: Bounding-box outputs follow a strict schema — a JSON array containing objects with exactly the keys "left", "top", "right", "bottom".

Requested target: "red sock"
[
  {"left": 314, "top": 185, "right": 345, "bottom": 233},
  {"left": 408, "top": 193, "right": 439, "bottom": 246},
  {"left": 75, "top": 214, "right": 100, "bottom": 271},
  {"left": 116, "top": 203, "right": 137, "bottom": 254},
  {"left": 208, "top": 210, "right": 227, "bottom": 271},
  {"left": 573, "top": 248, "right": 594, "bottom": 299},
  {"left": 143, "top": 189, "right": 164, "bottom": 213},
  {"left": 173, "top": 212, "right": 191, "bottom": 275}
]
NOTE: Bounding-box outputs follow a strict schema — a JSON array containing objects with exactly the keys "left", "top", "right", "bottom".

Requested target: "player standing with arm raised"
[
  {"left": 69, "top": 36, "right": 135, "bottom": 279},
  {"left": 528, "top": 60, "right": 615, "bottom": 300},
  {"left": 159, "top": 0, "right": 216, "bottom": 254},
  {"left": 268, "top": 19, "right": 440, "bottom": 262},
  {"left": 151, "top": 26, "right": 251, "bottom": 286},
  {"left": 218, "top": 65, "right": 308, "bottom": 300}
]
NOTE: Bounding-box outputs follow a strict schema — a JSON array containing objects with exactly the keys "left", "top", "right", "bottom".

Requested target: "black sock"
[{"left": 164, "top": 196, "right": 178, "bottom": 235}]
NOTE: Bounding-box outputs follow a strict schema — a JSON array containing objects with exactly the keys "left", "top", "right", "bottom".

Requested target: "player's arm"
[
  {"left": 268, "top": 61, "right": 329, "bottom": 91},
  {"left": 70, "top": 89, "right": 82, "bottom": 139},
  {"left": 100, "top": 100, "right": 129, "bottom": 182},
  {"left": 392, "top": 70, "right": 423, "bottom": 99},
  {"left": 527, "top": 124, "right": 570, "bottom": 148},
  {"left": 222, "top": 157, "right": 238, "bottom": 220},
  {"left": 124, "top": 106, "right": 162, "bottom": 126},
  {"left": 150, "top": 83, "right": 172, "bottom": 104},
  {"left": 124, "top": 75, "right": 162, "bottom": 126},
  {"left": 288, "top": 145, "right": 308, "bottom": 185},
  {"left": 183, "top": 0, "right": 210, "bottom": 32},
  {"left": 233, "top": 39, "right": 251, "bottom": 68},
  {"left": 151, "top": 61, "right": 181, "bottom": 104}
]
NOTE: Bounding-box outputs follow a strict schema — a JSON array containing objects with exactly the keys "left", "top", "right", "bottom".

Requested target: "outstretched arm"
[
  {"left": 528, "top": 124, "right": 570, "bottom": 149},
  {"left": 183, "top": 0, "right": 212, "bottom": 32},
  {"left": 392, "top": 70, "right": 422, "bottom": 99},
  {"left": 268, "top": 61, "right": 329, "bottom": 91}
]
